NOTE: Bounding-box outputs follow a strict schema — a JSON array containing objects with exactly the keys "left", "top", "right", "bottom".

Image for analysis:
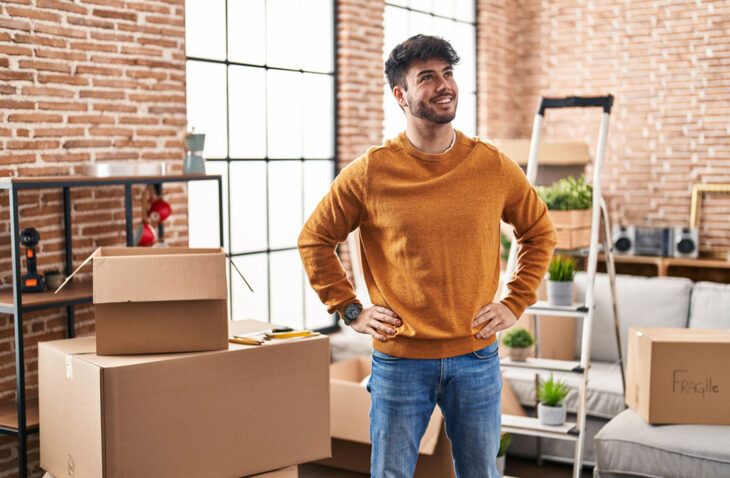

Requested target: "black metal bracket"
[{"left": 538, "top": 95, "right": 614, "bottom": 115}]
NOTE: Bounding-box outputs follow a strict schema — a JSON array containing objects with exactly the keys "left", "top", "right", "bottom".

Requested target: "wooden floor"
[{"left": 300, "top": 457, "right": 580, "bottom": 477}]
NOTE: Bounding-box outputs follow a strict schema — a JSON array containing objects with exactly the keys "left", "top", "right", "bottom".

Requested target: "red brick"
[
  {"left": 34, "top": 48, "right": 87, "bottom": 61},
  {"left": 0, "top": 32, "right": 10, "bottom": 41},
  {"left": 88, "top": 30, "right": 133, "bottom": 42},
  {"left": 126, "top": 2, "right": 170, "bottom": 13},
  {"left": 13, "top": 34, "right": 67, "bottom": 48},
  {"left": 36, "top": 0, "right": 88, "bottom": 14},
  {"left": 138, "top": 36, "right": 178, "bottom": 48},
  {"left": 33, "top": 23, "right": 87, "bottom": 39},
  {"left": 113, "top": 139, "right": 155, "bottom": 148},
  {"left": 20, "top": 86, "right": 74, "bottom": 98},
  {"left": 76, "top": 65, "right": 122, "bottom": 76},
  {"left": 63, "top": 139, "right": 112, "bottom": 148},
  {"left": 17, "top": 166, "right": 70, "bottom": 176},
  {"left": 7, "top": 140, "right": 60, "bottom": 150},
  {"left": 5, "top": 6, "right": 63, "bottom": 22},
  {"left": 79, "top": 90, "right": 125, "bottom": 99},
  {"left": 88, "top": 127, "right": 132, "bottom": 137},
  {"left": 160, "top": 28, "right": 185, "bottom": 38},
  {"left": 0, "top": 100, "right": 35, "bottom": 109},
  {"left": 96, "top": 151, "right": 139, "bottom": 160},
  {"left": 38, "top": 101, "right": 88, "bottom": 111},
  {"left": 0, "top": 44, "right": 33, "bottom": 55},
  {"left": 17, "top": 128, "right": 30, "bottom": 137},
  {"left": 0, "top": 128, "right": 13, "bottom": 136},
  {"left": 145, "top": 15, "right": 184, "bottom": 27},
  {"left": 18, "top": 60, "right": 72, "bottom": 73},
  {"left": 7, "top": 113, "right": 63, "bottom": 122},
  {"left": 0, "top": 153, "right": 35, "bottom": 165},
  {"left": 67, "top": 16, "right": 115, "bottom": 30},
  {"left": 119, "top": 116, "right": 158, "bottom": 125},
  {"left": 0, "top": 18, "right": 31, "bottom": 32},
  {"left": 92, "top": 103, "right": 136, "bottom": 113},
  {"left": 69, "top": 41, "right": 117, "bottom": 53},
  {"left": 92, "top": 77, "right": 137, "bottom": 88},
  {"left": 92, "top": 8, "right": 137, "bottom": 21},
  {"left": 67, "top": 115, "right": 114, "bottom": 124},
  {"left": 135, "top": 129, "right": 177, "bottom": 137},
  {"left": 128, "top": 93, "right": 184, "bottom": 103},
  {"left": 0, "top": 71, "right": 34, "bottom": 81},
  {"left": 126, "top": 69, "right": 166, "bottom": 80},
  {"left": 34, "top": 127, "right": 85, "bottom": 137},
  {"left": 38, "top": 74, "right": 89, "bottom": 86},
  {"left": 162, "top": 118, "right": 186, "bottom": 126}
]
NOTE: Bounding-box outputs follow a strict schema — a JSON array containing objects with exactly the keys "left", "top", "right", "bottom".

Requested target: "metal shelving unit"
[
  {"left": 500, "top": 96, "right": 620, "bottom": 478},
  {"left": 0, "top": 174, "right": 223, "bottom": 478}
]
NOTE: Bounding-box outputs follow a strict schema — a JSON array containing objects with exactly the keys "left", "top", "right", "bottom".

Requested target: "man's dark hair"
[{"left": 384, "top": 34, "right": 460, "bottom": 91}]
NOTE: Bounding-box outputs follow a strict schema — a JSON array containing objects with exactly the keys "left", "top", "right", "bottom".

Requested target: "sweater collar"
[{"left": 397, "top": 130, "right": 466, "bottom": 163}]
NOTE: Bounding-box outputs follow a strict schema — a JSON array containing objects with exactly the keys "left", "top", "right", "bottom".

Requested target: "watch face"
[{"left": 344, "top": 303, "right": 361, "bottom": 321}]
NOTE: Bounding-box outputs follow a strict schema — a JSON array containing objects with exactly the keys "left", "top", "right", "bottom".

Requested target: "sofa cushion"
[
  {"left": 594, "top": 409, "right": 730, "bottom": 478},
  {"left": 688, "top": 281, "right": 730, "bottom": 330},
  {"left": 574, "top": 273, "right": 692, "bottom": 362},
  {"left": 502, "top": 360, "right": 625, "bottom": 419}
]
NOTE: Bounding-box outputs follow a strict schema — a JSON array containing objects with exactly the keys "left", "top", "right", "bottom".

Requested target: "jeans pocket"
[
  {"left": 372, "top": 349, "right": 400, "bottom": 362},
  {"left": 472, "top": 342, "right": 499, "bottom": 360}
]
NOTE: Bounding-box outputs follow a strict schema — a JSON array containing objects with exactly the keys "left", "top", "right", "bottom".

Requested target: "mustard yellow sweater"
[{"left": 298, "top": 131, "right": 557, "bottom": 359}]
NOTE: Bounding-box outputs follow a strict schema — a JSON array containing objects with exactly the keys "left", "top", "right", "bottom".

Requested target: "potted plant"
[
  {"left": 501, "top": 328, "right": 535, "bottom": 362},
  {"left": 547, "top": 254, "right": 577, "bottom": 306},
  {"left": 537, "top": 374, "right": 570, "bottom": 425},
  {"left": 496, "top": 432, "right": 512, "bottom": 475},
  {"left": 536, "top": 175, "right": 593, "bottom": 250}
]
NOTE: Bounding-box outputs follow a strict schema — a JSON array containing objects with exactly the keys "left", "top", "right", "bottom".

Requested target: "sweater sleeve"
[
  {"left": 498, "top": 153, "right": 557, "bottom": 318},
  {"left": 297, "top": 158, "right": 367, "bottom": 316}
]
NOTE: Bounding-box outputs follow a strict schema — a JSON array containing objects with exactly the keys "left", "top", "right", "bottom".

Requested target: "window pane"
[
  {"left": 230, "top": 161, "right": 268, "bottom": 253},
  {"left": 270, "top": 250, "right": 304, "bottom": 330},
  {"left": 432, "top": 16, "right": 456, "bottom": 47},
  {"left": 383, "top": 83, "right": 404, "bottom": 139},
  {"left": 229, "top": 66, "right": 267, "bottom": 158},
  {"left": 454, "top": 0, "right": 475, "bottom": 23},
  {"left": 303, "top": 160, "right": 334, "bottom": 220},
  {"left": 231, "top": 253, "right": 269, "bottom": 322},
  {"left": 228, "top": 0, "right": 265, "bottom": 65},
  {"left": 409, "top": 0, "right": 433, "bottom": 13},
  {"left": 267, "top": 70, "right": 302, "bottom": 159},
  {"left": 453, "top": 23, "right": 476, "bottom": 93},
  {"left": 267, "top": 0, "right": 302, "bottom": 69},
  {"left": 186, "top": 61, "right": 227, "bottom": 158},
  {"left": 409, "top": 11, "right": 433, "bottom": 36},
  {"left": 187, "top": 161, "right": 228, "bottom": 249},
  {"left": 268, "top": 161, "right": 303, "bottom": 249},
  {"left": 302, "top": 74, "right": 334, "bottom": 159},
  {"left": 432, "top": 0, "right": 455, "bottom": 19},
  {"left": 388, "top": 0, "right": 409, "bottom": 7},
  {"left": 301, "top": 0, "right": 334, "bottom": 73},
  {"left": 453, "top": 91, "right": 476, "bottom": 137},
  {"left": 384, "top": 6, "right": 410, "bottom": 60},
  {"left": 185, "top": 0, "right": 226, "bottom": 60},
  {"left": 305, "top": 279, "right": 334, "bottom": 330}
]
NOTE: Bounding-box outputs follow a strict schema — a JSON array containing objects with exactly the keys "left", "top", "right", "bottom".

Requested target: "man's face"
[{"left": 396, "top": 58, "right": 459, "bottom": 124}]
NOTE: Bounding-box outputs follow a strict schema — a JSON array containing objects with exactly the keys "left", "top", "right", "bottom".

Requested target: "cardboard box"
[
  {"left": 625, "top": 327, "right": 730, "bottom": 425},
  {"left": 549, "top": 209, "right": 592, "bottom": 250},
  {"left": 316, "top": 357, "right": 455, "bottom": 478},
  {"left": 67, "top": 247, "right": 229, "bottom": 355},
  {"left": 44, "top": 466, "right": 298, "bottom": 478},
  {"left": 39, "top": 320, "right": 330, "bottom": 478}
]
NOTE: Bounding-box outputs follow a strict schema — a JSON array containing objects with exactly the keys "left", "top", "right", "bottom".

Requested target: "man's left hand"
[{"left": 472, "top": 303, "right": 517, "bottom": 339}]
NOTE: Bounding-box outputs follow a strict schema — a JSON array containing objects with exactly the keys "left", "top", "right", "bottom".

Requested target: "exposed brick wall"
[
  {"left": 0, "top": 0, "right": 187, "bottom": 475},
  {"left": 480, "top": 0, "right": 730, "bottom": 253},
  {"left": 336, "top": 0, "right": 385, "bottom": 280}
]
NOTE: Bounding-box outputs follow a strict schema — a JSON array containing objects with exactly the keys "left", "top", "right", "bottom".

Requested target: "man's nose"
[{"left": 434, "top": 75, "right": 450, "bottom": 92}]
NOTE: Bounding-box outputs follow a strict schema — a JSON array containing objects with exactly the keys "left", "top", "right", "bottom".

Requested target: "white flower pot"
[
  {"left": 538, "top": 402, "right": 566, "bottom": 426},
  {"left": 496, "top": 455, "right": 506, "bottom": 476},
  {"left": 547, "top": 280, "right": 573, "bottom": 306}
]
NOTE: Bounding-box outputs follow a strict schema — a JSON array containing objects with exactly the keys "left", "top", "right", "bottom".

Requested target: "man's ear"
[{"left": 393, "top": 85, "right": 408, "bottom": 108}]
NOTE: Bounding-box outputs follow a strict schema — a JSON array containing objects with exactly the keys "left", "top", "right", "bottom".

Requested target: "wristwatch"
[{"left": 342, "top": 303, "right": 362, "bottom": 326}]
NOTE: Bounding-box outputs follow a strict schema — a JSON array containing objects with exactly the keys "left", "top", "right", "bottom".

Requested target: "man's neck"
[{"left": 405, "top": 122, "right": 455, "bottom": 154}]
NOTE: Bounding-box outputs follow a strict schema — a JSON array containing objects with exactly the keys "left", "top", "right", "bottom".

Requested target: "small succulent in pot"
[
  {"left": 537, "top": 374, "right": 570, "bottom": 426},
  {"left": 501, "top": 328, "right": 535, "bottom": 362},
  {"left": 547, "top": 255, "right": 577, "bottom": 306}
]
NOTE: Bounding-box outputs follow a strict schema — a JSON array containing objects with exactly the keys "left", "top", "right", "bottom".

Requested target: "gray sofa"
[{"left": 503, "top": 273, "right": 730, "bottom": 476}]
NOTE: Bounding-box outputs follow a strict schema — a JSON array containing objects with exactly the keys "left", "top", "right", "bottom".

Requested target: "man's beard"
[{"left": 407, "top": 93, "right": 458, "bottom": 124}]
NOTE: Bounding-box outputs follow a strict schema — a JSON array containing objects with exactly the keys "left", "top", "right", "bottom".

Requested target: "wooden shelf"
[
  {"left": 0, "top": 282, "right": 92, "bottom": 313},
  {"left": 598, "top": 255, "right": 730, "bottom": 283},
  {"left": 0, "top": 399, "right": 39, "bottom": 434}
]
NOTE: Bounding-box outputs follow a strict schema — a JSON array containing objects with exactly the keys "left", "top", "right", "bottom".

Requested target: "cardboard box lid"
[
  {"left": 329, "top": 357, "right": 443, "bottom": 456},
  {"left": 81, "top": 247, "right": 227, "bottom": 304},
  {"left": 630, "top": 327, "right": 730, "bottom": 344},
  {"left": 490, "top": 139, "right": 591, "bottom": 166}
]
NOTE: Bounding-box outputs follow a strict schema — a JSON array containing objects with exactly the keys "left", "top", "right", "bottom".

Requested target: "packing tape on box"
[{"left": 65, "top": 354, "right": 73, "bottom": 379}]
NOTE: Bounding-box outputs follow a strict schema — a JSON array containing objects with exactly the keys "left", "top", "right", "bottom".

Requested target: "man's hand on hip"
[
  {"left": 351, "top": 306, "right": 401, "bottom": 342},
  {"left": 472, "top": 303, "right": 517, "bottom": 339}
]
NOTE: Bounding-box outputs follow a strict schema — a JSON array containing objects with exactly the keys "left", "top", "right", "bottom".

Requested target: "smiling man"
[{"left": 299, "top": 35, "right": 556, "bottom": 477}]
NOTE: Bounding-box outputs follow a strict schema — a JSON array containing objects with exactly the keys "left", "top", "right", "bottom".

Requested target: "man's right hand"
[{"left": 350, "top": 306, "right": 401, "bottom": 342}]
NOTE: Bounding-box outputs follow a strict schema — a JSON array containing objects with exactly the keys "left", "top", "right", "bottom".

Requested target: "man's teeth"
[{"left": 434, "top": 97, "right": 451, "bottom": 104}]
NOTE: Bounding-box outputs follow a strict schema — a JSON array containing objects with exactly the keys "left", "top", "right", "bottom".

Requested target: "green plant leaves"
[
  {"left": 501, "top": 328, "right": 535, "bottom": 348},
  {"left": 548, "top": 255, "right": 577, "bottom": 282},
  {"left": 537, "top": 375, "right": 570, "bottom": 406},
  {"left": 536, "top": 174, "right": 593, "bottom": 210}
]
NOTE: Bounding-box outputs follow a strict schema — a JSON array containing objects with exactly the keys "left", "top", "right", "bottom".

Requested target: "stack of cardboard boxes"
[{"left": 39, "top": 248, "right": 331, "bottom": 478}]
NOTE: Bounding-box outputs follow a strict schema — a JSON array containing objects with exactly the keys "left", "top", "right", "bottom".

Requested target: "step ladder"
[{"left": 500, "top": 95, "right": 623, "bottom": 478}]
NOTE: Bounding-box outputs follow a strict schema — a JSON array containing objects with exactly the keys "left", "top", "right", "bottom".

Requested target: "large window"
[
  {"left": 383, "top": 1, "right": 477, "bottom": 139},
  {"left": 185, "top": 0, "right": 337, "bottom": 330}
]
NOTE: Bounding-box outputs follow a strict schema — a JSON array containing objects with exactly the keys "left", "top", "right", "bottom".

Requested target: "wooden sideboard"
[{"left": 597, "top": 254, "right": 730, "bottom": 284}]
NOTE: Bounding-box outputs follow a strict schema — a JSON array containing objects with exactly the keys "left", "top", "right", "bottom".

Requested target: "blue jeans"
[{"left": 367, "top": 342, "right": 502, "bottom": 478}]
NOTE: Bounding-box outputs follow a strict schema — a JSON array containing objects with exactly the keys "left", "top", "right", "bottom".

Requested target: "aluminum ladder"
[{"left": 500, "top": 95, "right": 623, "bottom": 478}]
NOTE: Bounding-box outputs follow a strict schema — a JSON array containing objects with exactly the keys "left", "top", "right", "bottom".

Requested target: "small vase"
[
  {"left": 508, "top": 347, "right": 529, "bottom": 362},
  {"left": 538, "top": 402, "right": 567, "bottom": 426},
  {"left": 547, "top": 280, "right": 573, "bottom": 306}
]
